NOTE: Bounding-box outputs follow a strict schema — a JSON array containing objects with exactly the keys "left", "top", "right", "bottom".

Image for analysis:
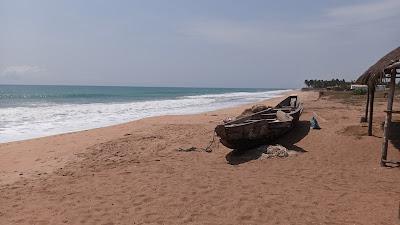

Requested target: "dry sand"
[{"left": 0, "top": 90, "right": 399, "bottom": 225}]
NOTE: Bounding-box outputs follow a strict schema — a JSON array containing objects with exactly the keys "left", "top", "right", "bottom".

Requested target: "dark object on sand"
[
  {"left": 177, "top": 147, "right": 197, "bottom": 152},
  {"left": 360, "top": 116, "right": 367, "bottom": 123},
  {"left": 318, "top": 91, "right": 324, "bottom": 99},
  {"left": 215, "top": 95, "right": 303, "bottom": 150},
  {"left": 310, "top": 116, "right": 321, "bottom": 129}
]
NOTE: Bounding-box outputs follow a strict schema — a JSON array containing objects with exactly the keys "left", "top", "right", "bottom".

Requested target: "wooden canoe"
[{"left": 215, "top": 95, "right": 303, "bottom": 150}]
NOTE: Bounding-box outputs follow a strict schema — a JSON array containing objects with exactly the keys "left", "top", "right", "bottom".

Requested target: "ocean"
[{"left": 0, "top": 85, "right": 290, "bottom": 143}]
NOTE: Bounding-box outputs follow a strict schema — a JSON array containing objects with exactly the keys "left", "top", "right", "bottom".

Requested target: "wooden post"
[
  {"left": 381, "top": 70, "right": 396, "bottom": 166},
  {"left": 368, "top": 85, "right": 375, "bottom": 136},
  {"left": 364, "top": 87, "right": 370, "bottom": 122}
]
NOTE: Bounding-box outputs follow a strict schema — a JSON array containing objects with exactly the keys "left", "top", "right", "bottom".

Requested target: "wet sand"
[{"left": 0, "top": 90, "right": 399, "bottom": 224}]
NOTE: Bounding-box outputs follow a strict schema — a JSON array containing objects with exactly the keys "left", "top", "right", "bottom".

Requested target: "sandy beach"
[{"left": 1, "top": 90, "right": 399, "bottom": 224}]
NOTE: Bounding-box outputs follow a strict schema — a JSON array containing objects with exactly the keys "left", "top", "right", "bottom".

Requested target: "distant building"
[{"left": 350, "top": 84, "right": 387, "bottom": 91}]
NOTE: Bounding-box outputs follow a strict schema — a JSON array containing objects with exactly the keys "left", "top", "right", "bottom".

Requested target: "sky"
[{"left": 0, "top": 0, "right": 399, "bottom": 88}]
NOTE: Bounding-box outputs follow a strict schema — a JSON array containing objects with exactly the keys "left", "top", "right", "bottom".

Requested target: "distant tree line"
[{"left": 304, "top": 79, "right": 353, "bottom": 89}]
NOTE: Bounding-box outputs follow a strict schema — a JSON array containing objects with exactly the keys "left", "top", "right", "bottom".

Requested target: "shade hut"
[{"left": 356, "top": 47, "right": 400, "bottom": 166}]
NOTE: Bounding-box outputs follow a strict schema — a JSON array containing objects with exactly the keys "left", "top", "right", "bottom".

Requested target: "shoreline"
[
  {"left": 0, "top": 90, "right": 297, "bottom": 185},
  {"left": 0, "top": 89, "right": 293, "bottom": 144}
]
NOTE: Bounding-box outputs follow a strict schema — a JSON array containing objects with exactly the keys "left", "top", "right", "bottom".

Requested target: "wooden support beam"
[
  {"left": 385, "top": 61, "right": 400, "bottom": 71},
  {"left": 381, "top": 160, "right": 400, "bottom": 166},
  {"left": 384, "top": 110, "right": 400, "bottom": 114},
  {"left": 368, "top": 85, "right": 375, "bottom": 136},
  {"left": 381, "top": 70, "right": 397, "bottom": 166},
  {"left": 363, "top": 87, "right": 370, "bottom": 122}
]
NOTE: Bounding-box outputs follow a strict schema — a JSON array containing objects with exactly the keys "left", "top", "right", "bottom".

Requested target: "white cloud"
[
  {"left": 1, "top": 65, "right": 45, "bottom": 83},
  {"left": 185, "top": 21, "right": 247, "bottom": 44},
  {"left": 183, "top": 21, "right": 260, "bottom": 45},
  {"left": 327, "top": 0, "right": 400, "bottom": 24},
  {"left": 2, "top": 65, "right": 43, "bottom": 75},
  {"left": 182, "top": 0, "right": 400, "bottom": 48},
  {"left": 181, "top": 20, "right": 309, "bottom": 48}
]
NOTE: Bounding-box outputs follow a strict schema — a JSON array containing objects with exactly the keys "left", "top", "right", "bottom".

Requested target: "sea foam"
[{"left": 0, "top": 89, "right": 289, "bottom": 143}]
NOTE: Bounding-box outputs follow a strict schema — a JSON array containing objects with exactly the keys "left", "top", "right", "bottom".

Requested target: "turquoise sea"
[{"left": 0, "top": 85, "right": 290, "bottom": 143}]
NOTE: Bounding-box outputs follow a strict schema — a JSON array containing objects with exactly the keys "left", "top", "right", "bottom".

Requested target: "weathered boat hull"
[{"left": 215, "top": 96, "right": 303, "bottom": 150}]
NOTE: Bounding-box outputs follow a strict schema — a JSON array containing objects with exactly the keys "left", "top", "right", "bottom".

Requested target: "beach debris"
[
  {"left": 318, "top": 91, "right": 324, "bottom": 99},
  {"left": 223, "top": 117, "right": 233, "bottom": 123},
  {"left": 238, "top": 104, "right": 271, "bottom": 118},
  {"left": 276, "top": 110, "right": 293, "bottom": 122},
  {"left": 177, "top": 132, "right": 217, "bottom": 153},
  {"left": 360, "top": 116, "right": 367, "bottom": 123},
  {"left": 310, "top": 116, "right": 321, "bottom": 129},
  {"left": 264, "top": 145, "right": 289, "bottom": 158},
  {"left": 251, "top": 104, "right": 270, "bottom": 113},
  {"left": 238, "top": 105, "right": 271, "bottom": 119},
  {"left": 176, "top": 143, "right": 214, "bottom": 153},
  {"left": 177, "top": 147, "right": 198, "bottom": 152}
]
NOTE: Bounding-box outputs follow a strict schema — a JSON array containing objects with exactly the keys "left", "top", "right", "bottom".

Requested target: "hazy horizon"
[
  {"left": 1, "top": 0, "right": 399, "bottom": 88},
  {"left": 0, "top": 83, "right": 295, "bottom": 90}
]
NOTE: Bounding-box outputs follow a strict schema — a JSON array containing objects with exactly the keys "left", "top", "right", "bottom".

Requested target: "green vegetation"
[
  {"left": 304, "top": 79, "right": 353, "bottom": 90},
  {"left": 352, "top": 88, "right": 367, "bottom": 95}
]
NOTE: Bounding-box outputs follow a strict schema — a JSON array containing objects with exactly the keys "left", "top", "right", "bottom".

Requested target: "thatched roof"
[
  {"left": 356, "top": 47, "right": 400, "bottom": 86},
  {"left": 384, "top": 61, "right": 400, "bottom": 74}
]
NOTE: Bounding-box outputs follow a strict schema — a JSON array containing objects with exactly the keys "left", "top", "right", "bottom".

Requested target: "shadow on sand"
[
  {"left": 389, "top": 121, "right": 400, "bottom": 151},
  {"left": 384, "top": 121, "right": 400, "bottom": 168},
  {"left": 225, "top": 120, "right": 310, "bottom": 165}
]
